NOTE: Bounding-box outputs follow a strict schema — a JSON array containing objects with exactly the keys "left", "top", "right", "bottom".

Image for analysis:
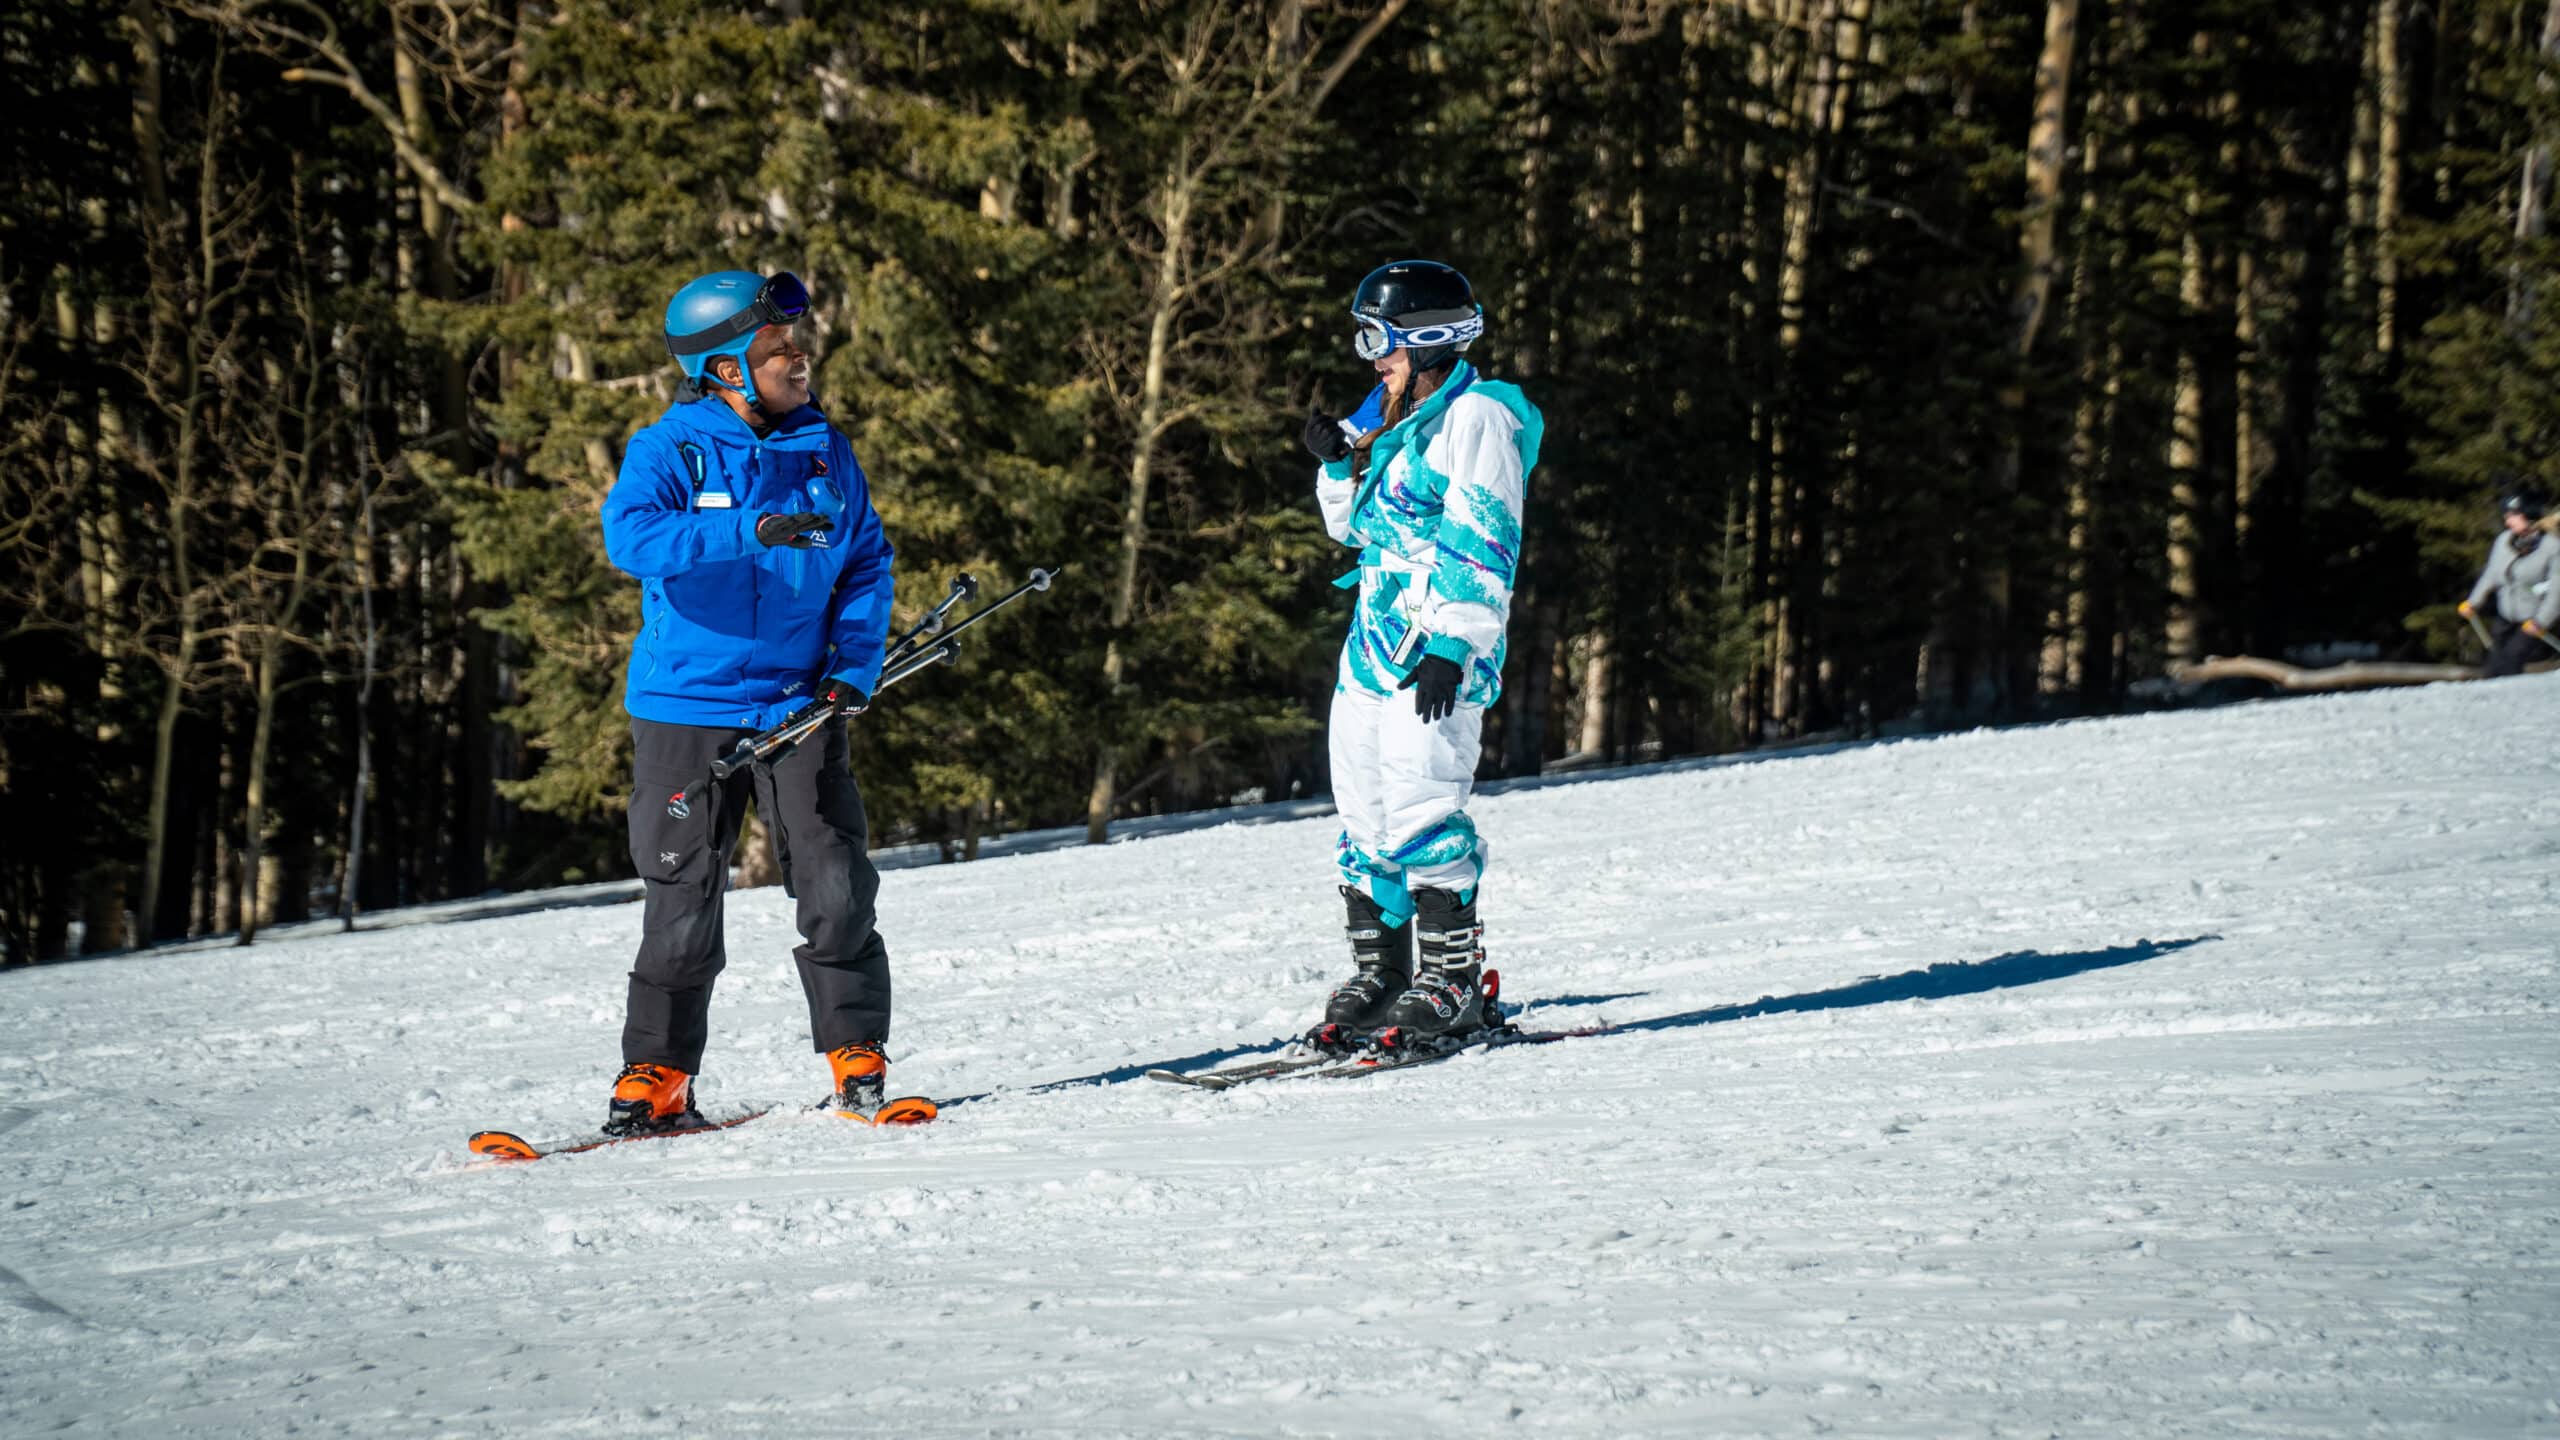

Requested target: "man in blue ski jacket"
[{"left": 594, "top": 269, "right": 904, "bottom": 1134}]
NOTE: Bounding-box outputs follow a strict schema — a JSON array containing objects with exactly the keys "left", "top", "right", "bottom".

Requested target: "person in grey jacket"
[{"left": 2460, "top": 488, "right": 2560, "bottom": 678}]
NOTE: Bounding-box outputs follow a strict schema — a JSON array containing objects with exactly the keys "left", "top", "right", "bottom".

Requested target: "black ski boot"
[
  {"left": 1319, "top": 885, "right": 1411, "bottom": 1034},
  {"left": 1377, "top": 887, "right": 1488, "bottom": 1037}
]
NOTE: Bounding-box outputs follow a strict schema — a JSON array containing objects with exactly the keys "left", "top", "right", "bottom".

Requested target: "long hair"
[{"left": 1349, "top": 360, "right": 1456, "bottom": 481}]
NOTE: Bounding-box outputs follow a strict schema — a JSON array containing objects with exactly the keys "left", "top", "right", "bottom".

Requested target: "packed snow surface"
[{"left": 5, "top": 681, "right": 2558, "bottom": 1437}]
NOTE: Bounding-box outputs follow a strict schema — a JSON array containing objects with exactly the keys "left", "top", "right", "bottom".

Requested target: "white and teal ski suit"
[{"left": 1316, "top": 360, "right": 1543, "bottom": 926}]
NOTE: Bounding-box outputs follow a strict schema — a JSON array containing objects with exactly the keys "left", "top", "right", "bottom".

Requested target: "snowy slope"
[{"left": 4, "top": 680, "right": 2557, "bottom": 1438}]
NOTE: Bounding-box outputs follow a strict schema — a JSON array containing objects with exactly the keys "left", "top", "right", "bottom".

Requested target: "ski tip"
[
  {"left": 829, "top": 1095, "right": 940, "bottom": 1126},
  {"left": 466, "top": 1130, "right": 540, "bottom": 1162}
]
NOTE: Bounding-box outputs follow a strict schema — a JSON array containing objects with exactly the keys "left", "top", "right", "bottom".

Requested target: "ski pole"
[
  {"left": 883, "top": 574, "right": 977, "bottom": 672},
  {"left": 2465, "top": 610, "right": 2495, "bottom": 652},
  {"left": 876, "top": 567, "right": 1053, "bottom": 691},
  {"left": 706, "top": 696, "right": 838, "bottom": 782},
  {"left": 699, "top": 567, "right": 1056, "bottom": 784}
]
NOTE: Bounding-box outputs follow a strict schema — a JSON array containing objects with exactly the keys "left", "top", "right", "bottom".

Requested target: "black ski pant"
[
  {"left": 2483, "top": 615, "right": 2549, "bottom": 678},
  {"left": 623, "top": 716, "right": 890, "bottom": 1073}
]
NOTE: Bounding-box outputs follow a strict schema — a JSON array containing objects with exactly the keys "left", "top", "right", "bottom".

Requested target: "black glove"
[
  {"left": 1399, "top": 653, "right": 1462, "bottom": 724},
  {"left": 823, "top": 679, "right": 869, "bottom": 715},
  {"left": 1302, "top": 408, "right": 1352, "bottom": 465},
  {"left": 755, "top": 512, "right": 830, "bottom": 549}
]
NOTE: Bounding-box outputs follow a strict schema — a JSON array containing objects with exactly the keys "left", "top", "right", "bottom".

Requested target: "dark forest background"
[{"left": 5, "top": 0, "right": 2555, "bottom": 959}]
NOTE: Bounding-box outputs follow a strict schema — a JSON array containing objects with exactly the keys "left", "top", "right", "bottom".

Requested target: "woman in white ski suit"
[{"left": 1305, "top": 260, "right": 1543, "bottom": 1038}]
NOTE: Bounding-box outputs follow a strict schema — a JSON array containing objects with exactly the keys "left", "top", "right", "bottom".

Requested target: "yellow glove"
[{"left": 2458, "top": 600, "right": 2475, "bottom": 617}]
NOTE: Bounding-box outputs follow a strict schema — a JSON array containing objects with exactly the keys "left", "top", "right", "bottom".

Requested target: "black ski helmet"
[
  {"left": 2503, "top": 487, "right": 2549, "bottom": 523},
  {"left": 1351, "top": 260, "right": 1483, "bottom": 374}
]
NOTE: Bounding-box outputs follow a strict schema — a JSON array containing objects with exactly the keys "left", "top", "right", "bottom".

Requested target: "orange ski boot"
[
  {"left": 605, "top": 1061, "right": 700, "bottom": 1136},
  {"left": 827, "top": 1042, "right": 936, "bottom": 1126}
]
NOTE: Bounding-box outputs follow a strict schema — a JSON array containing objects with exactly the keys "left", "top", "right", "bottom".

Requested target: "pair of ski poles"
[
  {"left": 2461, "top": 606, "right": 2560, "bottom": 659},
  {"left": 695, "top": 567, "right": 1056, "bottom": 789}
]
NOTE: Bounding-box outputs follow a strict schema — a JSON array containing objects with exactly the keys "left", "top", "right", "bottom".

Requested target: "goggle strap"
[
  {"left": 667, "top": 309, "right": 765, "bottom": 357},
  {"left": 1350, "top": 311, "right": 1482, "bottom": 360}
]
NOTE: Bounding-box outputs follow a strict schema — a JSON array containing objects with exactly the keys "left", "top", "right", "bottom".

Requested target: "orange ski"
[
  {"left": 466, "top": 1108, "right": 773, "bottom": 1163},
  {"left": 833, "top": 1095, "right": 940, "bottom": 1126}
]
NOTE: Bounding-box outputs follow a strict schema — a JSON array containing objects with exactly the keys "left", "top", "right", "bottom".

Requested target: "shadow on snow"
[
  {"left": 1564, "top": 935, "right": 2218, "bottom": 1036},
  {"left": 948, "top": 935, "right": 2217, "bottom": 1106}
]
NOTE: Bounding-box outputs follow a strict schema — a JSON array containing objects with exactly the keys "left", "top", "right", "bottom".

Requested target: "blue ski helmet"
[{"left": 664, "top": 270, "right": 809, "bottom": 410}]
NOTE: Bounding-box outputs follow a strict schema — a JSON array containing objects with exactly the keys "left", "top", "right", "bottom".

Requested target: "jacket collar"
[
  {"left": 1347, "top": 361, "right": 1477, "bottom": 441},
  {"left": 661, "top": 396, "right": 829, "bottom": 449}
]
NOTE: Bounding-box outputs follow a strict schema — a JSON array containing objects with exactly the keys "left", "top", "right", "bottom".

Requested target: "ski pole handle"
[
  {"left": 694, "top": 567, "right": 1056, "bottom": 800},
  {"left": 873, "top": 567, "right": 1052, "bottom": 695},
  {"left": 884, "top": 574, "right": 978, "bottom": 671},
  {"left": 878, "top": 640, "right": 962, "bottom": 694}
]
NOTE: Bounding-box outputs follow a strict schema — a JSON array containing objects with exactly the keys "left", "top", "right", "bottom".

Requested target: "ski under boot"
[
  {"left": 1375, "top": 887, "right": 1490, "bottom": 1038},
  {"left": 604, "top": 1061, "right": 704, "bottom": 1136}
]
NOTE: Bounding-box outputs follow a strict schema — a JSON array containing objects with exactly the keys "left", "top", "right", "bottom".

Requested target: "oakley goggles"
[
  {"left": 1352, "top": 311, "right": 1484, "bottom": 362},
  {"left": 667, "top": 272, "right": 811, "bottom": 357}
]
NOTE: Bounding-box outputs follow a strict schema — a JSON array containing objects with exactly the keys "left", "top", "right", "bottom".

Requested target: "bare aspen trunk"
[
  {"left": 128, "top": 0, "right": 169, "bottom": 232},
  {"left": 1089, "top": 170, "right": 1192, "bottom": 844},
  {"left": 61, "top": 260, "right": 132, "bottom": 951},
  {"left": 2511, "top": 0, "right": 2560, "bottom": 323},
  {"left": 1981, "top": 0, "right": 2081, "bottom": 710},
  {"left": 239, "top": 538, "right": 317, "bottom": 945},
  {"left": 238, "top": 637, "right": 282, "bottom": 946},
  {"left": 1577, "top": 636, "right": 1611, "bottom": 756},
  {"left": 1767, "top": 0, "right": 1844, "bottom": 733},
  {"left": 2375, "top": 0, "right": 2404, "bottom": 358},
  {"left": 2061, "top": 56, "right": 2123, "bottom": 701},
  {"left": 240, "top": 297, "right": 327, "bottom": 946},
  {"left": 565, "top": 337, "right": 617, "bottom": 486},
  {"left": 2345, "top": 9, "right": 2377, "bottom": 297},
  {"left": 394, "top": 38, "right": 468, "bottom": 446},
  {"left": 342, "top": 477, "right": 379, "bottom": 931},
  {"left": 2167, "top": 237, "right": 2211, "bottom": 662},
  {"left": 2012, "top": 0, "right": 2080, "bottom": 363},
  {"left": 137, "top": 324, "right": 210, "bottom": 944},
  {"left": 140, "top": 661, "right": 186, "bottom": 946},
  {"left": 214, "top": 731, "right": 241, "bottom": 937},
  {"left": 1501, "top": 41, "right": 1560, "bottom": 777},
  {"left": 128, "top": 0, "right": 179, "bottom": 945},
  {"left": 2167, "top": 31, "right": 2245, "bottom": 666}
]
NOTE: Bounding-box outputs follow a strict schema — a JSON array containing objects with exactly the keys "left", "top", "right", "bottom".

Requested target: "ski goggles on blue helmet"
[
  {"left": 665, "top": 271, "right": 811, "bottom": 360},
  {"left": 1352, "top": 311, "right": 1485, "bottom": 361}
]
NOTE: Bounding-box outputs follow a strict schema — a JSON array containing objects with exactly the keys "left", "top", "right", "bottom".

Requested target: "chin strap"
[{"left": 686, "top": 364, "right": 765, "bottom": 416}]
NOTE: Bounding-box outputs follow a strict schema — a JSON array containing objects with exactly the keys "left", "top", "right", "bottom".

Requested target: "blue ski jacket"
[{"left": 600, "top": 398, "right": 894, "bottom": 729}]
